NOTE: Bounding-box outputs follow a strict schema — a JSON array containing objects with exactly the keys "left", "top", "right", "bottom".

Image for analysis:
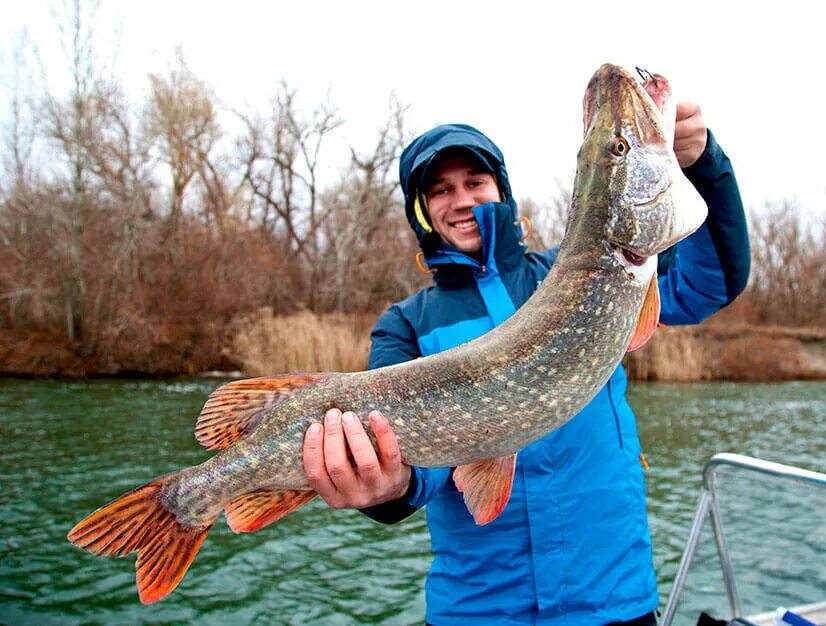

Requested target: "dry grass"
[
  {"left": 234, "top": 307, "right": 826, "bottom": 382},
  {"left": 623, "top": 322, "right": 826, "bottom": 381},
  {"left": 623, "top": 326, "right": 710, "bottom": 381},
  {"left": 231, "top": 308, "right": 380, "bottom": 375}
]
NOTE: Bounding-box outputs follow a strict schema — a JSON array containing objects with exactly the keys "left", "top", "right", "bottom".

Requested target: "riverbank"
[
  {"left": 623, "top": 323, "right": 826, "bottom": 381},
  {"left": 3, "top": 308, "right": 825, "bottom": 381}
]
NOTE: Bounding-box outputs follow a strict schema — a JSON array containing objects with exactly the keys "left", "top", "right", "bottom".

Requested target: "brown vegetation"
[
  {"left": 231, "top": 309, "right": 379, "bottom": 375},
  {"left": 746, "top": 201, "right": 826, "bottom": 327},
  {"left": 0, "top": 6, "right": 824, "bottom": 379},
  {"left": 623, "top": 321, "right": 826, "bottom": 382},
  {"left": 0, "top": 6, "right": 425, "bottom": 376}
]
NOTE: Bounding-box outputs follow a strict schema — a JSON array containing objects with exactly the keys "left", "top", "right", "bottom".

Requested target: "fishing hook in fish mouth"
[{"left": 635, "top": 66, "right": 654, "bottom": 83}]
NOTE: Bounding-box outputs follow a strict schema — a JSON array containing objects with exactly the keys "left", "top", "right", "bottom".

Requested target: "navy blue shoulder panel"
[
  {"left": 500, "top": 247, "right": 558, "bottom": 307},
  {"left": 675, "top": 130, "right": 750, "bottom": 301},
  {"left": 369, "top": 246, "right": 559, "bottom": 371},
  {"left": 368, "top": 304, "right": 421, "bottom": 369},
  {"left": 368, "top": 283, "right": 489, "bottom": 369}
]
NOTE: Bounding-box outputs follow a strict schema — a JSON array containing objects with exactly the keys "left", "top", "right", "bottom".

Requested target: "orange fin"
[
  {"left": 453, "top": 454, "right": 517, "bottom": 525},
  {"left": 627, "top": 273, "right": 661, "bottom": 352},
  {"left": 640, "top": 452, "right": 650, "bottom": 470},
  {"left": 196, "top": 374, "right": 328, "bottom": 450},
  {"left": 67, "top": 477, "right": 213, "bottom": 604},
  {"left": 225, "top": 489, "right": 316, "bottom": 533}
]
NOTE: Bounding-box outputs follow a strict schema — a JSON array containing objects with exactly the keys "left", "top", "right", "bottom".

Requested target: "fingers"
[
  {"left": 674, "top": 101, "right": 707, "bottom": 168},
  {"left": 369, "top": 411, "right": 403, "bottom": 470},
  {"left": 341, "top": 411, "right": 382, "bottom": 486},
  {"left": 321, "top": 408, "right": 362, "bottom": 503},
  {"left": 675, "top": 101, "right": 700, "bottom": 124},
  {"left": 303, "top": 419, "right": 340, "bottom": 504},
  {"left": 302, "top": 408, "right": 412, "bottom": 509},
  {"left": 369, "top": 411, "right": 411, "bottom": 501}
]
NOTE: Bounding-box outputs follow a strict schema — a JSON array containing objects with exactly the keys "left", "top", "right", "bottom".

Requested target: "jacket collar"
[{"left": 424, "top": 202, "right": 527, "bottom": 287}]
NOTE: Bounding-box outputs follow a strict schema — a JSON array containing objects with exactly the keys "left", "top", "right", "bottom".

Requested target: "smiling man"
[
  {"left": 303, "top": 118, "right": 750, "bottom": 625},
  {"left": 419, "top": 147, "right": 500, "bottom": 257}
]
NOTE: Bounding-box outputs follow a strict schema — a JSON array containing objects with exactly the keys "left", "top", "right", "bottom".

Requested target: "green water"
[{"left": 0, "top": 379, "right": 824, "bottom": 625}]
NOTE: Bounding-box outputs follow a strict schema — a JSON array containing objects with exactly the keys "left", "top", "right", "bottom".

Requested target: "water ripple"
[{"left": 1, "top": 379, "right": 823, "bottom": 625}]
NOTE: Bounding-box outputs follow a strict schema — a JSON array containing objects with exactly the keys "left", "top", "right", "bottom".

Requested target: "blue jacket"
[{"left": 362, "top": 124, "right": 749, "bottom": 625}]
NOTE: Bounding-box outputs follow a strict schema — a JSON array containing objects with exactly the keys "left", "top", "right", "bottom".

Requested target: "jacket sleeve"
[
  {"left": 658, "top": 130, "right": 750, "bottom": 325},
  {"left": 360, "top": 304, "right": 453, "bottom": 524}
]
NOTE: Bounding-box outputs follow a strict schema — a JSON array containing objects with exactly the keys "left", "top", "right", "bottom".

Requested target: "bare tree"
[
  {"left": 748, "top": 201, "right": 826, "bottom": 326},
  {"left": 38, "top": 0, "right": 106, "bottom": 343},
  {"left": 517, "top": 177, "right": 571, "bottom": 252},
  {"left": 0, "top": 28, "right": 48, "bottom": 329},
  {"left": 146, "top": 52, "right": 218, "bottom": 235},
  {"left": 319, "top": 95, "right": 423, "bottom": 312},
  {"left": 237, "top": 83, "right": 343, "bottom": 309}
]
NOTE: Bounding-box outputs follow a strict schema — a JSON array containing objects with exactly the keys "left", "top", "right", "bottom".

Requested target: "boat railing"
[{"left": 661, "top": 452, "right": 826, "bottom": 626}]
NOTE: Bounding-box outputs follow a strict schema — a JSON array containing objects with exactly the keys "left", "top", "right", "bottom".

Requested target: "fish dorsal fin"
[
  {"left": 453, "top": 454, "right": 517, "bottom": 525},
  {"left": 225, "top": 489, "right": 316, "bottom": 533},
  {"left": 627, "top": 273, "right": 660, "bottom": 352},
  {"left": 195, "top": 374, "right": 327, "bottom": 450}
]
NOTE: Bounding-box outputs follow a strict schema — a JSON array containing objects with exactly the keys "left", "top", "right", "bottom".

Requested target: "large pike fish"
[{"left": 68, "top": 64, "right": 707, "bottom": 603}]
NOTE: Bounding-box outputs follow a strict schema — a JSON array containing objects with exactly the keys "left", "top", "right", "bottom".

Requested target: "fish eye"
[{"left": 611, "top": 136, "right": 630, "bottom": 157}]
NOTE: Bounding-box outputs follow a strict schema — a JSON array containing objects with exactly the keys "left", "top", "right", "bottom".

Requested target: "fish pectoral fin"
[
  {"left": 453, "top": 454, "right": 517, "bottom": 526},
  {"left": 627, "top": 273, "right": 661, "bottom": 352},
  {"left": 225, "top": 489, "right": 316, "bottom": 533},
  {"left": 195, "top": 374, "right": 329, "bottom": 450},
  {"left": 67, "top": 475, "right": 214, "bottom": 604}
]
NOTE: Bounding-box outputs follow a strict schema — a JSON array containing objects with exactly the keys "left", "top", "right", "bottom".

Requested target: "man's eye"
[{"left": 430, "top": 188, "right": 447, "bottom": 197}]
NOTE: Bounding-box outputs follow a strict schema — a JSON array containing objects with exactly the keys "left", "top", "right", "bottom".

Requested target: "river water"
[{"left": 0, "top": 379, "right": 824, "bottom": 625}]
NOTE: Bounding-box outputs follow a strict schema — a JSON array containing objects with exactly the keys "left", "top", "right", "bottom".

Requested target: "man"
[{"left": 303, "top": 104, "right": 749, "bottom": 624}]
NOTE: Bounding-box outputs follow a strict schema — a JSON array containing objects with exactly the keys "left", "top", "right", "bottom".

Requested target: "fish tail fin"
[
  {"left": 67, "top": 476, "right": 214, "bottom": 604},
  {"left": 225, "top": 488, "right": 316, "bottom": 533}
]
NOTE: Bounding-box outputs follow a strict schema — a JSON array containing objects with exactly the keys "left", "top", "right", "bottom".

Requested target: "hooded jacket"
[{"left": 362, "top": 124, "right": 749, "bottom": 625}]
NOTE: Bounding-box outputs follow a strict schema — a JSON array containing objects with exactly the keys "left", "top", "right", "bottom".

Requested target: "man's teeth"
[{"left": 453, "top": 219, "right": 476, "bottom": 229}]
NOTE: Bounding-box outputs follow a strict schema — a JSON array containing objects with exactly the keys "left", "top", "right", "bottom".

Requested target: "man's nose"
[{"left": 452, "top": 186, "right": 476, "bottom": 210}]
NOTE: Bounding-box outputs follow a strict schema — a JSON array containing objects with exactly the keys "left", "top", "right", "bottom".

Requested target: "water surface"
[{"left": 0, "top": 379, "right": 823, "bottom": 625}]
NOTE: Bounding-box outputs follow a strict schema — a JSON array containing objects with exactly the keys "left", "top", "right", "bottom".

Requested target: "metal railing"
[{"left": 661, "top": 453, "right": 826, "bottom": 626}]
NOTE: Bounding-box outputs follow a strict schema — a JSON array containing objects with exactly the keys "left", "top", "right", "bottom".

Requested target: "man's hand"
[
  {"left": 303, "top": 408, "right": 412, "bottom": 509},
  {"left": 674, "top": 102, "right": 707, "bottom": 168}
]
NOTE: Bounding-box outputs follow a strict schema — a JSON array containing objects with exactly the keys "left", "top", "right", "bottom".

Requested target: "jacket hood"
[{"left": 399, "top": 124, "right": 519, "bottom": 252}]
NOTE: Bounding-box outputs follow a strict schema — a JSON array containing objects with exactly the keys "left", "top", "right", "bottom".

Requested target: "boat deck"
[{"left": 747, "top": 602, "right": 826, "bottom": 626}]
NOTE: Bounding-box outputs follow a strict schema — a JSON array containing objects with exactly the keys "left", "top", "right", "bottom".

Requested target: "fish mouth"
[{"left": 612, "top": 245, "right": 649, "bottom": 268}]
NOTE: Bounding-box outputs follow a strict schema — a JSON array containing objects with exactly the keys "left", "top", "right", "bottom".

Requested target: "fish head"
[{"left": 575, "top": 63, "right": 707, "bottom": 268}]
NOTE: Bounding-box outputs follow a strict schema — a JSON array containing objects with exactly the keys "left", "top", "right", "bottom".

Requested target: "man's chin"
[{"left": 451, "top": 237, "right": 482, "bottom": 255}]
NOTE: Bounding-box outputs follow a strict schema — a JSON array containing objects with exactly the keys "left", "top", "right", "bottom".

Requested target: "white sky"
[{"left": 2, "top": 0, "right": 825, "bottom": 218}]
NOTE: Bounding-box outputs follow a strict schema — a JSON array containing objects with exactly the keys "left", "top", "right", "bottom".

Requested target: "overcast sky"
[{"left": 3, "top": 0, "right": 825, "bottom": 218}]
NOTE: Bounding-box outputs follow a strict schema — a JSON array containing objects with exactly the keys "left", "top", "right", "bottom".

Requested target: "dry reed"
[
  {"left": 623, "top": 322, "right": 826, "bottom": 381},
  {"left": 231, "top": 308, "right": 380, "bottom": 376}
]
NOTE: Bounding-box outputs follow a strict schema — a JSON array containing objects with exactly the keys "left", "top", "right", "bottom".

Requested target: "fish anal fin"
[
  {"left": 225, "top": 489, "right": 316, "bottom": 534},
  {"left": 627, "top": 273, "right": 661, "bottom": 352},
  {"left": 196, "top": 374, "right": 328, "bottom": 450},
  {"left": 67, "top": 477, "right": 214, "bottom": 604},
  {"left": 453, "top": 454, "right": 517, "bottom": 526}
]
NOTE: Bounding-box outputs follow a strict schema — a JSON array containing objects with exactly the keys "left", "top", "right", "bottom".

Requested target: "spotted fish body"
[{"left": 68, "top": 63, "right": 708, "bottom": 604}]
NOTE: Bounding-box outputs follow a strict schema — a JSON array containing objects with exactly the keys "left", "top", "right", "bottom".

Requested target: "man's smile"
[{"left": 450, "top": 218, "right": 478, "bottom": 230}]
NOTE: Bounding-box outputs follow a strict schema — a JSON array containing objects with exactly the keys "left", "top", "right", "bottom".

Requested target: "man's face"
[{"left": 424, "top": 154, "right": 499, "bottom": 255}]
